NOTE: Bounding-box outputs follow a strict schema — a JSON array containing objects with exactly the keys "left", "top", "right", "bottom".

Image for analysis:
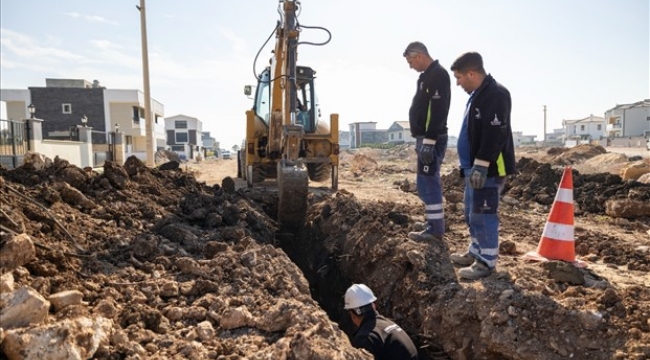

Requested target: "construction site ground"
[{"left": 1, "top": 144, "right": 649, "bottom": 360}]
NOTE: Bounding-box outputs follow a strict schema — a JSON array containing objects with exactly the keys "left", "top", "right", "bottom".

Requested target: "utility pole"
[
  {"left": 543, "top": 105, "right": 547, "bottom": 144},
  {"left": 137, "top": 0, "right": 155, "bottom": 166}
]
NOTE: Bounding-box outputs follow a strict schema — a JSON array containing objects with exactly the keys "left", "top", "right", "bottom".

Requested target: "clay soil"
[{"left": 1, "top": 144, "right": 649, "bottom": 360}]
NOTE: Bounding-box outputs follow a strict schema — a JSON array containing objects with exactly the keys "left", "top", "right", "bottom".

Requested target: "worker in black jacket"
[
  {"left": 344, "top": 284, "right": 419, "bottom": 360},
  {"left": 449, "top": 52, "right": 516, "bottom": 280},
  {"left": 403, "top": 41, "right": 451, "bottom": 243}
]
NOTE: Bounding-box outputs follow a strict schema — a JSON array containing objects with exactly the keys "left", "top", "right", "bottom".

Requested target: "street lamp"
[
  {"left": 28, "top": 103, "right": 35, "bottom": 119},
  {"left": 115, "top": 123, "right": 120, "bottom": 133},
  {"left": 81, "top": 115, "right": 88, "bottom": 127}
]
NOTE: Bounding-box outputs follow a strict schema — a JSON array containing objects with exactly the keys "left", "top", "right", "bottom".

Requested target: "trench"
[{"left": 273, "top": 212, "right": 452, "bottom": 360}]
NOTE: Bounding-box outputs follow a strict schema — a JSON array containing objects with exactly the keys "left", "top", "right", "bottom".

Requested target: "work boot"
[
  {"left": 450, "top": 251, "right": 475, "bottom": 266},
  {"left": 458, "top": 260, "right": 494, "bottom": 280},
  {"left": 408, "top": 230, "right": 440, "bottom": 242}
]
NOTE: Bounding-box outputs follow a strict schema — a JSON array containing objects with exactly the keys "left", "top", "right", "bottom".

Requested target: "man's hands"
[
  {"left": 468, "top": 164, "right": 488, "bottom": 189},
  {"left": 419, "top": 139, "right": 436, "bottom": 165}
]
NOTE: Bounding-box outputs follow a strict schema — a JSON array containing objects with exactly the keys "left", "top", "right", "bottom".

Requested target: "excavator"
[{"left": 237, "top": 0, "right": 339, "bottom": 229}]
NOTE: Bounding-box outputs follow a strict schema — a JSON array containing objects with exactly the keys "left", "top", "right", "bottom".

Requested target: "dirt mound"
[
  {"left": 549, "top": 144, "right": 607, "bottom": 165},
  {"left": 2, "top": 149, "right": 650, "bottom": 360},
  {"left": 0, "top": 157, "right": 369, "bottom": 359}
]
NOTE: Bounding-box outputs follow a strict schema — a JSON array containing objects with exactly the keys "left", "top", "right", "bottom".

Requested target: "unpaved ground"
[{"left": 1, "top": 145, "right": 649, "bottom": 360}]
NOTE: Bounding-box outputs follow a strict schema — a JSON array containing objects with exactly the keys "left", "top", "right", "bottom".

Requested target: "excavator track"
[{"left": 277, "top": 163, "right": 309, "bottom": 229}]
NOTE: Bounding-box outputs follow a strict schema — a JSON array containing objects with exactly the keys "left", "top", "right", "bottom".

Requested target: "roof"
[
  {"left": 605, "top": 99, "right": 650, "bottom": 112},
  {"left": 563, "top": 115, "right": 604, "bottom": 124},
  {"left": 388, "top": 121, "right": 410, "bottom": 130}
]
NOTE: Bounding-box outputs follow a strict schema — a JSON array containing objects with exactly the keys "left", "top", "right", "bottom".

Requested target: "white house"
[
  {"left": 348, "top": 122, "right": 387, "bottom": 148},
  {"left": 562, "top": 114, "right": 604, "bottom": 146},
  {"left": 604, "top": 99, "right": 650, "bottom": 138},
  {"left": 512, "top": 131, "right": 537, "bottom": 147},
  {"left": 165, "top": 114, "right": 204, "bottom": 160},
  {"left": 339, "top": 130, "right": 351, "bottom": 149},
  {"left": 387, "top": 121, "right": 415, "bottom": 144}
]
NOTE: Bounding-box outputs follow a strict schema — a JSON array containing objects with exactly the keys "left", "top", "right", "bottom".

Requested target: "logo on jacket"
[
  {"left": 490, "top": 115, "right": 501, "bottom": 126},
  {"left": 474, "top": 108, "right": 481, "bottom": 119},
  {"left": 432, "top": 90, "right": 441, "bottom": 100}
]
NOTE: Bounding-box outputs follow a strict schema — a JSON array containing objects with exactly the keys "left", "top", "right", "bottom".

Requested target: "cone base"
[
  {"left": 522, "top": 251, "right": 587, "bottom": 268},
  {"left": 537, "top": 236, "right": 575, "bottom": 262}
]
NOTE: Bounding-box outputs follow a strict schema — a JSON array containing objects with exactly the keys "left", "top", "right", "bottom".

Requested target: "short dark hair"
[
  {"left": 450, "top": 52, "right": 486, "bottom": 74},
  {"left": 403, "top": 41, "right": 429, "bottom": 57},
  {"left": 351, "top": 303, "right": 374, "bottom": 316}
]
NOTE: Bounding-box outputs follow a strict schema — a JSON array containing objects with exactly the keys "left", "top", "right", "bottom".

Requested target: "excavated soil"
[{"left": 1, "top": 144, "right": 650, "bottom": 360}]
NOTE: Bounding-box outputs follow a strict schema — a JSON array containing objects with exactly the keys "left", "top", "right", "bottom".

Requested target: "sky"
[{"left": 1, "top": 0, "right": 648, "bottom": 150}]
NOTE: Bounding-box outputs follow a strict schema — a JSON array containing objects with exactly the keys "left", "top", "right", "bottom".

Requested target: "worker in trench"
[{"left": 344, "top": 284, "right": 419, "bottom": 359}]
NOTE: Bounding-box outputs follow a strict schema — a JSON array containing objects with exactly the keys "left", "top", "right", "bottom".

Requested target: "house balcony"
[{"left": 606, "top": 123, "right": 622, "bottom": 135}]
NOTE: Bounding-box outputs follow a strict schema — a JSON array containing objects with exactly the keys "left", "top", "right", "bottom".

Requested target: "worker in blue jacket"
[{"left": 449, "top": 52, "right": 516, "bottom": 280}]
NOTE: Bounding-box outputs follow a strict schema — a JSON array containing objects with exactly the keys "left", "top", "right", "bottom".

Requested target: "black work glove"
[
  {"left": 468, "top": 163, "right": 488, "bottom": 189},
  {"left": 419, "top": 140, "right": 436, "bottom": 165}
]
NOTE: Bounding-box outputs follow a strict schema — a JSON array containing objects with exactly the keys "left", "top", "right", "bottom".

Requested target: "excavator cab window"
[{"left": 253, "top": 69, "right": 271, "bottom": 123}]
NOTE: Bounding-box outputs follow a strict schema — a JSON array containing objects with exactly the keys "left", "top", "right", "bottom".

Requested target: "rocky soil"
[{"left": 1, "top": 144, "right": 649, "bottom": 360}]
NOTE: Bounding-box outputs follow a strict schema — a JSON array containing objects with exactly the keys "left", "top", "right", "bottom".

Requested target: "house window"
[
  {"left": 171, "top": 145, "right": 184, "bottom": 152},
  {"left": 175, "top": 132, "right": 188, "bottom": 143},
  {"left": 597, "top": 124, "right": 601, "bottom": 130},
  {"left": 132, "top": 107, "right": 144, "bottom": 123},
  {"left": 175, "top": 120, "right": 188, "bottom": 129},
  {"left": 580, "top": 125, "right": 585, "bottom": 131},
  {"left": 62, "top": 104, "right": 72, "bottom": 114},
  {"left": 399, "top": 133, "right": 402, "bottom": 139},
  {"left": 390, "top": 133, "right": 394, "bottom": 140}
]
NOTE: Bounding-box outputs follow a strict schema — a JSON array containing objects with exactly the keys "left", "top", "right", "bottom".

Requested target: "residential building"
[
  {"left": 348, "top": 122, "right": 387, "bottom": 148},
  {"left": 0, "top": 78, "right": 166, "bottom": 161},
  {"left": 562, "top": 114, "right": 604, "bottom": 146},
  {"left": 201, "top": 131, "right": 218, "bottom": 154},
  {"left": 544, "top": 128, "right": 564, "bottom": 145},
  {"left": 339, "top": 130, "right": 351, "bottom": 149},
  {"left": 387, "top": 121, "right": 415, "bottom": 144},
  {"left": 605, "top": 99, "right": 650, "bottom": 138},
  {"left": 512, "top": 131, "right": 537, "bottom": 147},
  {"left": 165, "top": 114, "right": 203, "bottom": 160}
]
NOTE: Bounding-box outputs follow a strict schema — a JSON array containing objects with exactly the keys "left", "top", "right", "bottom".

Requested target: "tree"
[{"left": 232, "top": 144, "right": 240, "bottom": 152}]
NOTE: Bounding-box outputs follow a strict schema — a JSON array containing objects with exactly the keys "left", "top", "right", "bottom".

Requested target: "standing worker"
[
  {"left": 449, "top": 52, "right": 516, "bottom": 280},
  {"left": 403, "top": 41, "right": 451, "bottom": 242},
  {"left": 344, "top": 284, "right": 419, "bottom": 360}
]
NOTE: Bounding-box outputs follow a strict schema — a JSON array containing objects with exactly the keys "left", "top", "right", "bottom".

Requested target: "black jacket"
[
  {"left": 409, "top": 60, "right": 450, "bottom": 140},
  {"left": 351, "top": 312, "right": 419, "bottom": 360},
  {"left": 465, "top": 74, "right": 517, "bottom": 177}
]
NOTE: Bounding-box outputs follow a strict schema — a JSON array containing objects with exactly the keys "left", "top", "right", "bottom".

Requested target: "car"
[{"left": 221, "top": 150, "right": 231, "bottom": 159}]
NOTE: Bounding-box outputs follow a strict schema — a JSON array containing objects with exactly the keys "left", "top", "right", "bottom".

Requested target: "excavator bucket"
[{"left": 277, "top": 162, "right": 309, "bottom": 229}]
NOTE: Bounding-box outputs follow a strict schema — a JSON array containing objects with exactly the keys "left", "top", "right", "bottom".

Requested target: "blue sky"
[{"left": 1, "top": 0, "right": 648, "bottom": 150}]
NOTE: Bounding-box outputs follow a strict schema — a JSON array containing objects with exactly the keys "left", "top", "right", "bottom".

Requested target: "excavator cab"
[
  {"left": 237, "top": 0, "right": 339, "bottom": 230},
  {"left": 253, "top": 66, "right": 319, "bottom": 133}
]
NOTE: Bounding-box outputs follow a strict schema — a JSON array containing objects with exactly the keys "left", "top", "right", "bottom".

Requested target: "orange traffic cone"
[{"left": 524, "top": 166, "right": 582, "bottom": 264}]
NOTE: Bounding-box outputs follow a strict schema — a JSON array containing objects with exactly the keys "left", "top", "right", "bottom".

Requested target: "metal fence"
[{"left": 0, "top": 119, "right": 30, "bottom": 169}]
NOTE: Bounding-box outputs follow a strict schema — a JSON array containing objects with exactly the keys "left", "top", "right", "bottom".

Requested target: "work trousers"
[
  {"left": 416, "top": 135, "right": 448, "bottom": 236},
  {"left": 463, "top": 173, "right": 505, "bottom": 268}
]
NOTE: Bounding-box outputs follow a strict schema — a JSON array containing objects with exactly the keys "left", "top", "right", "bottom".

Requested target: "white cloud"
[
  {"left": 62, "top": 12, "right": 119, "bottom": 25},
  {"left": 0, "top": 29, "right": 85, "bottom": 62}
]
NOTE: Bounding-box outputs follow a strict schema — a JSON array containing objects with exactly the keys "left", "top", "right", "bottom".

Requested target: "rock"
[
  {"left": 196, "top": 321, "right": 215, "bottom": 342},
  {"left": 619, "top": 162, "right": 650, "bottom": 181},
  {"left": 502, "top": 195, "right": 519, "bottom": 206},
  {"left": 637, "top": 173, "right": 650, "bottom": 184},
  {"left": 543, "top": 261, "right": 584, "bottom": 285},
  {"left": 22, "top": 151, "right": 52, "bottom": 170},
  {"left": 577, "top": 310, "right": 603, "bottom": 330},
  {"left": 158, "top": 160, "right": 180, "bottom": 171},
  {"left": 499, "top": 240, "right": 517, "bottom": 255},
  {"left": 48, "top": 290, "right": 84, "bottom": 312},
  {"left": 222, "top": 176, "right": 235, "bottom": 192},
  {"left": 0, "top": 233, "right": 36, "bottom": 271},
  {"left": 219, "top": 306, "right": 253, "bottom": 329},
  {"left": 0, "top": 272, "right": 15, "bottom": 293},
  {"left": 52, "top": 182, "right": 96, "bottom": 210},
  {"left": 605, "top": 199, "right": 650, "bottom": 218},
  {"left": 1, "top": 316, "right": 112, "bottom": 360},
  {"left": 0, "top": 286, "right": 50, "bottom": 329}
]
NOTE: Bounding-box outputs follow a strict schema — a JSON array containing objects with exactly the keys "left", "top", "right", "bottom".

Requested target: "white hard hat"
[{"left": 344, "top": 284, "right": 377, "bottom": 310}]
